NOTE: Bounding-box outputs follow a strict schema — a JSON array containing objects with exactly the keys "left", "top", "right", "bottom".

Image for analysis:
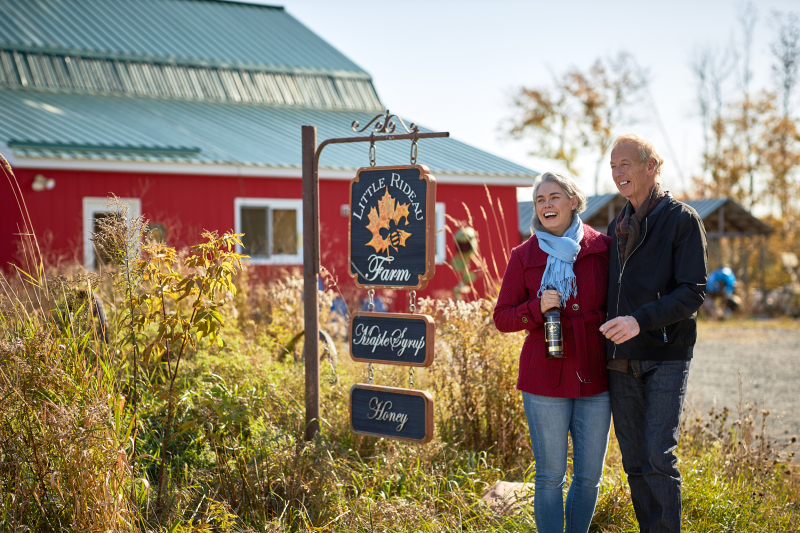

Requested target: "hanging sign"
[
  {"left": 349, "top": 384, "right": 434, "bottom": 443},
  {"left": 349, "top": 312, "right": 435, "bottom": 367},
  {"left": 349, "top": 165, "right": 436, "bottom": 290}
]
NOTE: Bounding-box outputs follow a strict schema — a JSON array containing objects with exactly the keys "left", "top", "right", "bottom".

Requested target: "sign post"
[
  {"left": 301, "top": 111, "right": 448, "bottom": 441},
  {"left": 301, "top": 126, "right": 320, "bottom": 441}
]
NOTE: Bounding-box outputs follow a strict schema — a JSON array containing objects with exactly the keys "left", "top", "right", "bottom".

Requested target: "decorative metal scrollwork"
[{"left": 352, "top": 109, "right": 419, "bottom": 135}]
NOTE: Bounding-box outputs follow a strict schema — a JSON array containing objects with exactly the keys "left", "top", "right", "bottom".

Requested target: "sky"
[{"left": 243, "top": 0, "right": 798, "bottom": 200}]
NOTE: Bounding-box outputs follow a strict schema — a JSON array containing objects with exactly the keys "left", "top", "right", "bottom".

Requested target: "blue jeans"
[
  {"left": 522, "top": 391, "right": 612, "bottom": 533},
  {"left": 608, "top": 359, "right": 691, "bottom": 533}
]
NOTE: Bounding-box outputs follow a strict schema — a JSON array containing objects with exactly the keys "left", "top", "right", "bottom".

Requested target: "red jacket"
[{"left": 493, "top": 225, "right": 611, "bottom": 398}]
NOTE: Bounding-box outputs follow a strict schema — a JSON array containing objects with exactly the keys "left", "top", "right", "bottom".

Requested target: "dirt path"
[{"left": 687, "top": 321, "right": 800, "bottom": 447}]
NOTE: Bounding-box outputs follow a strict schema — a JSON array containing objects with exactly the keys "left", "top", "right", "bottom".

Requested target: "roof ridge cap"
[
  {"left": 0, "top": 45, "right": 372, "bottom": 78},
  {"left": 183, "top": 0, "right": 284, "bottom": 9}
]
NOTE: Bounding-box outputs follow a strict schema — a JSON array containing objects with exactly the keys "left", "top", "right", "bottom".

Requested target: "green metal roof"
[
  {"left": 0, "top": 87, "right": 537, "bottom": 177},
  {"left": 0, "top": 0, "right": 367, "bottom": 76}
]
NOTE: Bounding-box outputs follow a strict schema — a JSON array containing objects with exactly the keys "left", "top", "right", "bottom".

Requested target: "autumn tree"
[
  {"left": 690, "top": 6, "right": 800, "bottom": 293},
  {"left": 691, "top": 5, "right": 800, "bottom": 216},
  {"left": 508, "top": 52, "right": 645, "bottom": 194}
]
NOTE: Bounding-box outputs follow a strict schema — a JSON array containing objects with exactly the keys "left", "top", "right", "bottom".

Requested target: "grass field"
[{"left": 0, "top": 191, "right": 798, "bottom": 531}]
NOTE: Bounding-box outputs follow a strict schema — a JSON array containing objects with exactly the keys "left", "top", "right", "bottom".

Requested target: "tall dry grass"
[{"left": 1, "top": 152, "right": 799, "bottom": 531}]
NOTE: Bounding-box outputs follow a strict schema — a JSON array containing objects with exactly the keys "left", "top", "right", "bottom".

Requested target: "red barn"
[{"left": 0, "top": 0, "right": 536, "bottom": 303}]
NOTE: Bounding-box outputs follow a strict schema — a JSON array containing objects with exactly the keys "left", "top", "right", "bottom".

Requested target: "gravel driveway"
[{"left": 687, "top": 321, "right": 800, "bottom": 447}]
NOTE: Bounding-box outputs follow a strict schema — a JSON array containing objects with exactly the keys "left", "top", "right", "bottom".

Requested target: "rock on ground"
[{"left": 481, "top": 481, "right": 534, "bottom": 514}]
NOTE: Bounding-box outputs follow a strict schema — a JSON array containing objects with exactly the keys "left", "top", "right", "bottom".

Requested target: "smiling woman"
[
  {"left": 494, "top": 171, "right": 612, "bottom": 533},
  {"left": 532, "top": 173, "right": 588, "bottom": 237}
]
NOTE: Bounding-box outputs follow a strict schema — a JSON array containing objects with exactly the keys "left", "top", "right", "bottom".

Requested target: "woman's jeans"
[{"left": 522, "top": 391, "right": 612, "bottom": 533}]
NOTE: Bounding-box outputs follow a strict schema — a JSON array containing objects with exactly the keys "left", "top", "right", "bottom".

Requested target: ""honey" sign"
[{"left": 349, "top": 384, "right": 434, "bottom": 443}]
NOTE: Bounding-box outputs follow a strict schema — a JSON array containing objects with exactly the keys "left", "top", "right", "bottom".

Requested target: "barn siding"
[{"left": 2, "top": 168, "right": 517, "bottom": 304}]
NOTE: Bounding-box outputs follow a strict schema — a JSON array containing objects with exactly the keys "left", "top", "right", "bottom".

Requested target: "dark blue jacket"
[{"left": 606, "top": 193, "right": 708, "bottom": 361}]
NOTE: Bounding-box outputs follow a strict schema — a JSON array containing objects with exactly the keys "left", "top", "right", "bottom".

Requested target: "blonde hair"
[
  {"left": 612, "top": 133, "right": 664, "bottom": 181},
  {"left": 530, "top": 172, "right": 587, "bottom": 234}
]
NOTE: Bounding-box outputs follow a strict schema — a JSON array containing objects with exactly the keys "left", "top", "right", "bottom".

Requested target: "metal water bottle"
[{"left": 543, "top": 291, "right": 565, "bottom": 358}]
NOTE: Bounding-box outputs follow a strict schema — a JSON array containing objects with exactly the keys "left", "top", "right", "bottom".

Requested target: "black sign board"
[
  {"left": 349, "top": 384, "right": 434, "bottom": 443},
  {"left": 350, "top": 312, "right": 435, "bottom": 367},
  {"left": 349, "top": 165, "right": 436, "bottom": 290}
]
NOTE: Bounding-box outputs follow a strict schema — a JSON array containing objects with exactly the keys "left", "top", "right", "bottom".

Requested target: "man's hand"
[
  {"left": 599, "top": 316, "right": 640, "bottom": 344},
  {"left": 540, "top": 290, "right": 562, "bottom": 313}
]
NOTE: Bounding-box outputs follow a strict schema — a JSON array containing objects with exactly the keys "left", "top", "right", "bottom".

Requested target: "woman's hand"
[{"left": 540, "top": 290, "right": 562, "bottom": 313}]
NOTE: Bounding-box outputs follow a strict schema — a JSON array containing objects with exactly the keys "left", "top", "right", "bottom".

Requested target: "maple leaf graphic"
[{"left": 365, "top": 188, "right": 412, "bottom": 256}]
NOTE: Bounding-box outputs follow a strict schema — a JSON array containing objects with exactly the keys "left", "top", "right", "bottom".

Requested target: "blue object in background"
[
  {"left": 331, "top": 296, "right": 349, "bottom": 319},
  {"left": 707, "top": 267, "right": 736, "bottom": 298},
  {"left": 359, "top": 297, "right": 387, "bottom": 313}
]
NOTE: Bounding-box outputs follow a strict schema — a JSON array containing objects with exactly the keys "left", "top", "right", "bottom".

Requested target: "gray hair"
[
  {"left": 530, "top": 172, "right": 588, "bottom": 234},
  {"left": 611, "top": 133, "right": 664, "bottom": 181}
]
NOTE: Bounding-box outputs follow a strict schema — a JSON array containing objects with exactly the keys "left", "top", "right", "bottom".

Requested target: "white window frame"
[
  {"left": 83, "top": 197, "right": 141, "bottom": 270},
  {"left": 435, "top": 202, "right": 446, "bottom": 265},
  {"left": 234, "top": 198, "right": 303, "bottom": 265}
]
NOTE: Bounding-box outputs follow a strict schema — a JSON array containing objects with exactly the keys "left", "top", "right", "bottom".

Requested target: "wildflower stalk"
[{"left": 89, "top": 197, "right": 148, "bottom": 505}]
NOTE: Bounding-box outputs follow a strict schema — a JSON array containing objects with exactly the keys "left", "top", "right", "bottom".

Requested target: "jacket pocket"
[{"left": 657, "top": 292, "right": 668, "bottom": 343}]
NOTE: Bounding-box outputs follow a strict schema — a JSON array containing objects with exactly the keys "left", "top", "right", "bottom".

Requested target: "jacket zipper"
[
  {"left": 612, "top": 218, "right": 648, "bottom": 358},
  {"left": 657, "top": 292, "right": 668, "bottom": 342}
]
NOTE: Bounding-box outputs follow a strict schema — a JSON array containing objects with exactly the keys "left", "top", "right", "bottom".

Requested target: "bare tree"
[
  {"left": 690, "top": 43, "right": 737, "bottom": 192},
  {"left": 771, "top": 11, "right": 800, "bottom": 118},
  {"left": 763, "top": 11, "right": 800, "bottom": 229},
  {"left": 738, "top": 2, "right": 759, "bottom": 207}
]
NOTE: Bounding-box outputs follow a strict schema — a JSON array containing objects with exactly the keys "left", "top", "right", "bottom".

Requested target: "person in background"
[
  {"left": 493, "top": 172, "right": 612, "bottom": 533},
  {"left": 599, "top": 134, "right": 707, "bottom": 533},
  {"left": 707, "top": 266, "right": 736, "bottom": 299},
  {"left": 703, "top": 266, "right": 740, "bottom": 318}
]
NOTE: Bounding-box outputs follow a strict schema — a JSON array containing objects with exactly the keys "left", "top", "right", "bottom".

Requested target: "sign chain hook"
[
  {"left": 369, "top": 134, "right": 376, "bottom": 167},
  {"left": 368, "top": 363, "right": 374, "bottom": 384},
  {"left": 410, "top": 131, "right": 419, "bottom": 165},
  {"left": 408, "top": 290, "right": 416, "bottom": 314},
  {"left": 367, "top": 288, "right": 375, "bottom": 312},
  {"left": 408, "top": 367, "right": 415, "bottom": 388}
]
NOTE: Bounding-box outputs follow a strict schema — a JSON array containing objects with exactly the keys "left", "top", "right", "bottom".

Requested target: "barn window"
[
  {"left": 234, "top": 198, "right": 303, "bottom": 264},
  {"left": 82, "top": 197, "right": 142, "bottom": 270},
  {"left": 435, "top": 203, "right": 446, "bottom": 264}
]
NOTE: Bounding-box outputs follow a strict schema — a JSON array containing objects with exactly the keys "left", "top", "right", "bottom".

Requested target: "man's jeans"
[
  {"left": 522, "top": 391, "right": 612, "bottom": 533},
  {"left": 608, "top": 359, "right": 691, "bottom": 533}
]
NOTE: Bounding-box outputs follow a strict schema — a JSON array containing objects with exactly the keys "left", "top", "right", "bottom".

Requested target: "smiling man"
[{"left": 599, "top": 134, "right": 707, "bottom": 533}]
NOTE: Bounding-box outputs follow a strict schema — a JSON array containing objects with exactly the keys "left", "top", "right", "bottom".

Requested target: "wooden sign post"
[{"left": 301, "top": 110, "right": 448, "bottom": 442}]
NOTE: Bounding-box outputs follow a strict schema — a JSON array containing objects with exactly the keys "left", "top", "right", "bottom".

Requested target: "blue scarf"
[{"left": 535, "top": 215, "right": 584, "bottom": 307}]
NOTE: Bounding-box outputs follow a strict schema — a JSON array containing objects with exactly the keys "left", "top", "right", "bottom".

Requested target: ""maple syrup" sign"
[
  {"left": 349, "top": 165, "right": 436, "bottom": 290},
  {"left": 349, "top": 312, "right": 435, "bottom": 367}
]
